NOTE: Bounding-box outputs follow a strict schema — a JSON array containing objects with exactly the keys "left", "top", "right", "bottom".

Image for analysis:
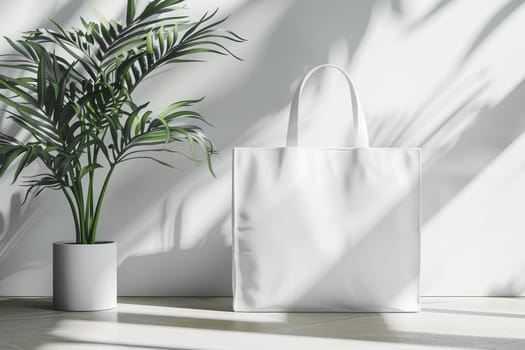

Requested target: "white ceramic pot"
[{"left": 53, "top": 241, "right": 117, "bottom": 311}]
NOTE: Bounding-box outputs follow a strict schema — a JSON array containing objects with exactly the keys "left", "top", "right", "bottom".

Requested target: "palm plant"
[{"left": 0, "top": 0, "right": 244, "bottom": 244}]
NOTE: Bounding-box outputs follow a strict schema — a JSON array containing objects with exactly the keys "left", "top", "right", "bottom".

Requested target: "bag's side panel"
[{"left": 233, "top": 147, "right": 421, "bottom": 312}]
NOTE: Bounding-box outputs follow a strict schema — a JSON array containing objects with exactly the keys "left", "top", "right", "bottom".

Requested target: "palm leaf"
[{"left": 0, "top": 0, "right": 243, "bottom": 243}]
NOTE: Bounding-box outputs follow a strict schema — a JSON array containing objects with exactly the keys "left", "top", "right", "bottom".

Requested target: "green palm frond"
[{"left": 0, "top": 0, "right": 244, "bottom": 243}]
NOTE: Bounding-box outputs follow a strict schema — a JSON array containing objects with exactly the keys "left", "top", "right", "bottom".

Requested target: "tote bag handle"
[{"left": 286, "top": 64, "right": 370, "bottom": 148}]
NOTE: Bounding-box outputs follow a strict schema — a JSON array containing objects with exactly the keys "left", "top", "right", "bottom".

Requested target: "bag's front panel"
[{"left": 233, "top": 147, "right": 421, "bottom": 312}]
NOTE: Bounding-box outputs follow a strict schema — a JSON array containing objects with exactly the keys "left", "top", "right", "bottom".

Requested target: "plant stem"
[
  {"left": 61, "top": 186, "right": 81, "bottom": 243},
  {"left": 77, "top": 119, "right": 88, "bottom": 243},
  {"left": 86, "top": 137, "right": 95, "bottom": 241},
  {"left": 89, "top": 164, "right": 115, "bottom": 244},
  {"left": 72, "top": 183, "right": 87, "bottom": 244},
  {"left": 86, "top": 172, "right": 94, "bottom": 239}
]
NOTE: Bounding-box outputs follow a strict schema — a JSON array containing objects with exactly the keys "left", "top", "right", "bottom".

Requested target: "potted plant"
[{"left": 0, "top": 0, "right": 243, "bottom": 311}]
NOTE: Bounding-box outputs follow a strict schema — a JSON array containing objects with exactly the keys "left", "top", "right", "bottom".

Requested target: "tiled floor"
[{"left": 0, "top": 297, "right": 524, "bottom": 349}]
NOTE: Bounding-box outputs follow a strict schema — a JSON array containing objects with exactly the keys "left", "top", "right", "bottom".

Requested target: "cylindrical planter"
[{"left": 53, "top": 241, "right": 117, "bottom": 311}]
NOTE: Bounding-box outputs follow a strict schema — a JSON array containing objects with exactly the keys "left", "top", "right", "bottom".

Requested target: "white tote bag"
[{"left": 232, "top": 64, "right": 421, "bottom": 312}]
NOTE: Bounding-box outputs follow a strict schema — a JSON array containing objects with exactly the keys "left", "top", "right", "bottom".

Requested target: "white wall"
[{"left": 1, "top": 0, "right": 525, "bottom": 296}]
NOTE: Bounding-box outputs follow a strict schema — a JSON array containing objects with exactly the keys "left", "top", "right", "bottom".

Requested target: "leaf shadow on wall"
[
  {"left": 420, "top": 77, "right": 525, "bottom": 296},
  {"left": 0, "top": 109, "right": 42, "bottom": 276}
]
